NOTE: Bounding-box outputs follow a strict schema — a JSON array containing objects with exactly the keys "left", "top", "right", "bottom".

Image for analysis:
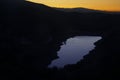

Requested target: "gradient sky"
[{"left": 27, "top": 0, "right": 120, "bottom": 11}]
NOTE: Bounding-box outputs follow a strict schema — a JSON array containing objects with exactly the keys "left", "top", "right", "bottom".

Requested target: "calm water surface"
[{"left": 48, "top": 36, "right": 102, "bottom": 68}]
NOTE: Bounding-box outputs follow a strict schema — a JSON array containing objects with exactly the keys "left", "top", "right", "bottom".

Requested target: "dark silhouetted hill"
[{"left": 0, "top": 0, "right": 120, "bottom": 80}]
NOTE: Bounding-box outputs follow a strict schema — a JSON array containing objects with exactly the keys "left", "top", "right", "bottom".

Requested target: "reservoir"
[{"left": 48, "top": 36, "right": 102, "bottom": 68}]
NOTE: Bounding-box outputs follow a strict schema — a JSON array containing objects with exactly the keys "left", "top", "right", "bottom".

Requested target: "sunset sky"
[{"left": 27, "top": 0, "right": 120, "bottom": 11}]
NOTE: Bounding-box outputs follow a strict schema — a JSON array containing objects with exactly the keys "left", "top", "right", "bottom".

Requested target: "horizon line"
[{"left": 27, "top": 1, "right": 120, "bottom": 12}]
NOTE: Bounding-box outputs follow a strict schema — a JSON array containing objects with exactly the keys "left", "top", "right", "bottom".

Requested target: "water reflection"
[{"left": 49, "top": 36, "right": 102, "bottom": 68}]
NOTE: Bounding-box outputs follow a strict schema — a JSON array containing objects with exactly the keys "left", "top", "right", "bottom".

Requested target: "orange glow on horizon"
[{"left": 27, "top": 0, "right": 120, "bottom": 11}]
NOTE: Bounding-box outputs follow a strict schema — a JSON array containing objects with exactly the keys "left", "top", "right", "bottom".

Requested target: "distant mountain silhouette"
[
  {"left": 54, "top": 7, "right": 105, "bottom": 13},
  {"left": 55, "top": 7, "right": 120, "bottom": 14}
]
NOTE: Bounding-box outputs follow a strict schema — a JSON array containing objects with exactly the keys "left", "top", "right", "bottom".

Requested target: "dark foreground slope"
[{"left": 0, "top": 0, "right": 120, "bottom": 80}]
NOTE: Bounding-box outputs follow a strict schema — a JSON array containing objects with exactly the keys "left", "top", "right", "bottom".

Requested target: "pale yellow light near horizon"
[{"left": 27, "top": 0, "right": 120, "bottom": 11}]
